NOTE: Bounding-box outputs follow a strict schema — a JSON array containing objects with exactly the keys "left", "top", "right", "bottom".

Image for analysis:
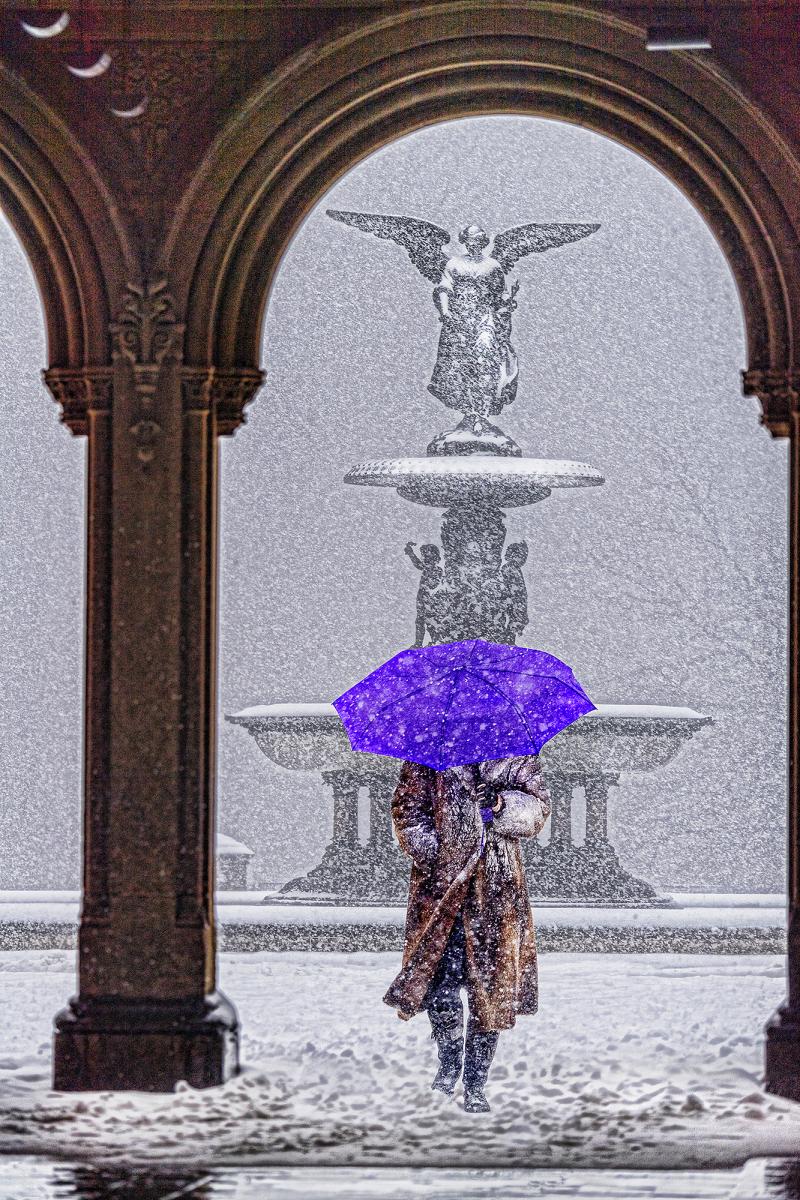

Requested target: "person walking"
[{"left": 383, "top": 754, "right": 551, "bottom": 1111}]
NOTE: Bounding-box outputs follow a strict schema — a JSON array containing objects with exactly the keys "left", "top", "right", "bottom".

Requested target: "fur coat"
[{"left": 383, "top": 756, "right": 551, "bottom": 1031}]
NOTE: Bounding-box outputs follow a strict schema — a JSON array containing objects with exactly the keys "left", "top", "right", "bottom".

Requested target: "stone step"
[{"left": 0, "top": 893, "right": 786, "bottom": 953}]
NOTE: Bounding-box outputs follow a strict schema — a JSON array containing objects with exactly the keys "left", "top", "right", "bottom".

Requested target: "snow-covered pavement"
[
  {"left": 0, "top": 949, "right": 799, "bottom": 1172},
  {"left": 0, "top": 1157, "right": 795, "bottom": 1199}
]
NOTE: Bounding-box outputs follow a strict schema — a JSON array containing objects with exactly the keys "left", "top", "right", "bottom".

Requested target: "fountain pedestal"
[
  {"left": 281, "top": 769, "right": 368, "bottom": 898},
  {"left": 524, "top": 771, "right": 657, "bottom": 904}
]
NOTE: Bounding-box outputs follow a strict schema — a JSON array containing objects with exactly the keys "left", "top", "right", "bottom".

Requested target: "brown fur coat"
[{"left": 383, "top": 756, "right": 551, "bottom": 1031}]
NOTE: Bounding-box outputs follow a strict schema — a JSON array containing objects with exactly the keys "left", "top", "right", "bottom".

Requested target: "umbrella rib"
[
  {"left": 460, "top": 666, "right": 539, "bottom": 748},
  {"left": 436, "top": 667, "right": 463, "bottom": 772},
  {"left": 476, "top": 664, "right": 593, "bottom": 700},
  {"left": 435, "top": 640, "right": 479, "bottom": 771},
  {"left": 351, "top": 676, "right": 451, "bottom": 730}
]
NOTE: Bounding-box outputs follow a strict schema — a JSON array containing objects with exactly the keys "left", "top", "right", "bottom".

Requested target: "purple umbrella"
[{"left": 333, "top": 639, "right": 595, "bottom": 770}]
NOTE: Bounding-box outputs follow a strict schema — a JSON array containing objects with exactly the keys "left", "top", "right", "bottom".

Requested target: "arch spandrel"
[
  {"left": 0, "top": 61, "right": 134, "bottom": 429},
  {"left": 164, "top": 1, "right": 800, "bottom": 437}
]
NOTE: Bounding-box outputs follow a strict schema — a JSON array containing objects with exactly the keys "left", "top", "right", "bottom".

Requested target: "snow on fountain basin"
[
  {"left": 343, "top": 455, "right": 605, "bottom": 508},
  {"left": 225, "top": 701, "right": 712, "bottom": 775}
]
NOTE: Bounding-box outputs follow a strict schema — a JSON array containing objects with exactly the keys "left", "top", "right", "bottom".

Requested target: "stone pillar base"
[
  {"left": 280, "top": 841, "right": 371, "bottom": 899},
  {"left": 53, "top": 990, "right": 239, "bottom": 1092},
  {"left": 363, "top": 841, "right": 410, "bottom": 904},
  {"left": 523, "top": 838, "right": 669, "bottom": 906},
  {"left": 765, "top": 1004, "right": 800, "bottom": 1101}
]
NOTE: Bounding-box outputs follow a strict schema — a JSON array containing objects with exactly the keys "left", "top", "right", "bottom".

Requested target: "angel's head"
[{"left": 458, "top": 224, "right": 490, "bottom": 255}]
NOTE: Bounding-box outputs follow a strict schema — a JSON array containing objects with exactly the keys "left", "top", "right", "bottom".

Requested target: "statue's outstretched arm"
[
  {"left": 432, "top": 262, "right": 455, "bottom": 322},
  {"left": 491, "top": 222, "right": 600, "bottom": 272},
  {"left": 326, "top": 209, "right": 451, "bottom": 283}
]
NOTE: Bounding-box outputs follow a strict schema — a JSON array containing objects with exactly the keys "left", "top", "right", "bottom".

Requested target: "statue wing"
[
  {"left": 491, "top": 222, "right": 600, "bottom": 271},
  {"left": 326, "top": 209, "right": 451, "bottom": 283}
]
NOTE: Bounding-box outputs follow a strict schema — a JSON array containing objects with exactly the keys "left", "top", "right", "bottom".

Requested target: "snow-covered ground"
[
  {"left": 0, "top": 1157, "right": 795, "bottom": 1199},
  {"left": 0, "top": 1157, "right": 794, "bottom": 1199},
  {"left": 0, "top": 949, "right": 799, "bottom": 1172}
]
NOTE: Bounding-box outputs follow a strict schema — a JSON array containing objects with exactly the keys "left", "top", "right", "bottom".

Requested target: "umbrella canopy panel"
[{"left": 333, "top": 639, "right": 596, "bottom": 770}]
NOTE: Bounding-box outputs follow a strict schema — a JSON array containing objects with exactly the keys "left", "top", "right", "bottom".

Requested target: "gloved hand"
[{"left": 479, "top": 785, "right": 505, "bottom": 825}]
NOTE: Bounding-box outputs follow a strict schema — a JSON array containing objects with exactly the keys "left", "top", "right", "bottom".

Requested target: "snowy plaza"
[{"left": 1, "top": 947, "right": 800, "bottom": 1182}]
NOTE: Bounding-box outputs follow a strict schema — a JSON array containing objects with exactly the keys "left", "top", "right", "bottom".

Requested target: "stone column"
[
  {"left": 279, "top": 768, "right": 366, "bottom": 898},
  {"left": 427, "top": 502, "right": 508, "bottom": 643},
  {"left": 46, "top": 283, "right": 262, "bottom": 1091},
  {"left": 324, "top": 769, "right": 361, "bottom": 850},
  {"left": 363, "top": 769, "right": 408, "bottom": 903},
  {"left": 584, "top": 773, "right": 618, "bottom": 845},
  {"left": 546, "top": 772, "right": 573, "bottom": 846},
  {"left": 766, "top": 383, "right": 800, "bottom": 1101},
  {"left": 367, "top": 772, "right": 396, "bottom": 851}
]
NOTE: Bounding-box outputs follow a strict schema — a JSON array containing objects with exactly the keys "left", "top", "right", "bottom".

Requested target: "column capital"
[
  {"left": 583, "top": 771, "right": 621, "bottom": 790},
  {"left": 742, "top": 367, "right": 800, "bottom": 438},
  {"left": 210, "top": 368, "right": 265, "bottom": 436},
  {"left": 42, "top": 366, "right": 114, "bottom": 436},
  {"left": 181, "top": 367, "right": 265, "bottom": 435},
  {"left": 321, "top": 767, "right": 360, "bottom": 791}
]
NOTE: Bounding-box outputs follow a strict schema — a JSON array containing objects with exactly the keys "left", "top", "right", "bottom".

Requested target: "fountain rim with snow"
[
  {"left": 227, "top": 701, "right": 710, "bottom": 728},
  {"left": 343, "top": 455, "right": 605, "bottom": 508},
  {"left": 226, "top": 702, "right": 713, "bottom": 778}
]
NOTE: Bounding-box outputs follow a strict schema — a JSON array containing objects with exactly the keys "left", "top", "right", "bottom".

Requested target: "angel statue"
[{"left": 327, "top": 209, "right": 600, "bottom": 457}]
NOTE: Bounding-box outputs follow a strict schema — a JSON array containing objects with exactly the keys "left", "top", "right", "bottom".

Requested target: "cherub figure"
[
  {"left": 500, "top": 541, "right": 530, "bottom": 643},
  {"left": 405, "top": 541, "right": 445, "bottom": 647}
]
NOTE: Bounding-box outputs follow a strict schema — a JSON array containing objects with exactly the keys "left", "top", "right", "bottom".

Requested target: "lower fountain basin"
[{"left": 226, "top": 702, "right": 711, "bottom": 777}]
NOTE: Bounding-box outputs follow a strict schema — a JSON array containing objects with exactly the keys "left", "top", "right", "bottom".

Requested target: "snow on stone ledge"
[
  {"left": 218, "top": 834, "right": 254, "bottom": 858},
  {"left": 0, "top": 895, "right": 785, "bottom": 929},
  {"left": 228, "top": 701, "right": 709, "bottom": 723},
  {"left": 580, "top": 704, "right": 708, "bottom": 721},
  {"left": 230, "top": 702, "right": 339, "bottom": 720}
]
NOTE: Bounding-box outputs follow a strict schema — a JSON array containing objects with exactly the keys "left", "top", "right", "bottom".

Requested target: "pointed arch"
[
  {"left": 166, "top": 2, "right": 800, "bottom": 434},
  {"left": 0, "top": 60, "right": 134, "bottom": 375}
]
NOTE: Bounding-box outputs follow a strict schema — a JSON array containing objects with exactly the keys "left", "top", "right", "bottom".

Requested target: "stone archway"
[
  {"left": 163, "top": 2, "right": 800, "bottom": 1099},
  {"left": 0, "top": 60, "right": 132, "bottom": 388},
  {"left": 167, "top": 3, "right": 800, "bottom": 405}
]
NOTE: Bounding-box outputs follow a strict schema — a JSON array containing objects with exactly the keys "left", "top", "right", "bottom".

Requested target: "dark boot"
[
  {"left": 428, "top": 1005, "right": 464, "bottom": 1095},
  {"left": 463, "top": 1020, "right": 499, "bottom": 1112}
]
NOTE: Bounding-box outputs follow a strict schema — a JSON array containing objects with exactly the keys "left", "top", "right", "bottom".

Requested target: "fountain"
[{"left": 227, "top": 206, "right": 711, "bottom": 906}]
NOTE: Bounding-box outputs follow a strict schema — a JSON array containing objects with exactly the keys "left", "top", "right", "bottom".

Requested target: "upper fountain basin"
[
  {"left": 226, "top": 702, "right": 711, "bottom": 776},
  {"left": 344, "top": 456, "right": 605, "bottom": 508}
]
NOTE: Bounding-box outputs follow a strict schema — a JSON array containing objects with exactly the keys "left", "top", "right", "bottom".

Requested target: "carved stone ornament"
[
  {"left": 742, "top": 367, "right": 800, "bottom": 438},
  {"left": 180, "top": 368, "right": 213, "bottom": 415},
  {"left": 181, "top": 367, "right": 264, "bottom": 435},
  {"left": 211, "top": 368, "right": 265, "bottom": 435},
  {"left": 42, "top": 366, "right": 114, "bottom": 437},
  {"left": 105, "top": 43, "right": 246, "bottom": 236},
  {"left": 110, "top": 279, "right": 185, "bottom": 469},
  {"left": 110, "top": 278, "right": 183, "bottom": 371}
]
